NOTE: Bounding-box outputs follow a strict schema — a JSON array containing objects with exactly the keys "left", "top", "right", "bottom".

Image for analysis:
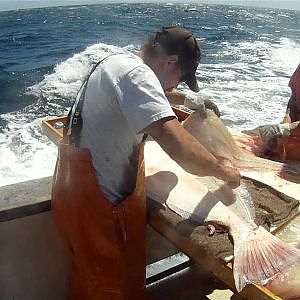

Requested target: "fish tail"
[{"left": 233, "top": 225, "right": 300, "bottom": 292}]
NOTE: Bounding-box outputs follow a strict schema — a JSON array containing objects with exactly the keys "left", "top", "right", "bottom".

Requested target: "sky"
[{"left": 0, "top": 0, "right": 300, "bottom": 12}]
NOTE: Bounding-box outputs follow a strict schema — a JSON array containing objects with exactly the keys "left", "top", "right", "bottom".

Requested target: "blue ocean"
[{"left": 0, "top": 3, "right": 299, "bottom": 186}]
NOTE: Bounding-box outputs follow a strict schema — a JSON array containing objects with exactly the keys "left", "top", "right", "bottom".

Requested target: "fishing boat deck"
[
  {"left": 1, "top": 167, "right": 287, "bottom": 300},
  {"left": 0, "top": 176, "right": 242, "bottom": 299},
  {"left": 35, "top": 109, "right": 299, "bottom": 299},
  {"left": 2, "top": 111, "right": 298, "bottom": 298}
]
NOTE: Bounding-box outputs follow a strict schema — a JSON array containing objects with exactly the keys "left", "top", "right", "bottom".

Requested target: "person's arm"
[
  {"left": 165, "top": 89, "right": 221, "bottom": 117},
  {"left": 282, "top": 108, "right": 292, "bottom": 124},
  {"left": 144, "top": 117, "right": 240, "bottom": 188},
  {"left": 286, "top": 96, "right": 299, "bottom": 123}
]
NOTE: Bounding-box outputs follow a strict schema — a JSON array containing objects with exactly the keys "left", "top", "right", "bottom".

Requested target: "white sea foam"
[
  {"left": 28, "top": 43, "right": 136, "bottom": 107},
  {"left": 196, "top": 37, "right": 300, "bottom": 129},
  {"left": 0, "top": 117, "right": 57, "bottom": 186},
  {"left": 265, "top": 38, "right": 300, "bottom": 73},
  {"left": 0, "top": 38, "right": 299, "bottom": 187},
  {"left": 0, "top": 43, "right": 136, "bottom": 187}
]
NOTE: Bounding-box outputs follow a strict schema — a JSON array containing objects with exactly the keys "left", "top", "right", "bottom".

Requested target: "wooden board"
[{"left": 42, "top": 116, "right": 66, "bottom": 144}]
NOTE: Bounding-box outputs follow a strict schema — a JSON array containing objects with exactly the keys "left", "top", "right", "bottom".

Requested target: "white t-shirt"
[{"left": 80, "top": 53, "right": 176, "bottom": 204}]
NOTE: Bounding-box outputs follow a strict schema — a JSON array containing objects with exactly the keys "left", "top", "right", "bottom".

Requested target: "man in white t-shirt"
[
  {"left": 52, "top": 25, "right": 241, "bottom": 299},
  {"left": 80, "top": 25, "right": 240, "bottom": 204}
]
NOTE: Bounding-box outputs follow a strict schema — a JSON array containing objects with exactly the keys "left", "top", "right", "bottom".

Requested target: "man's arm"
[{"left": 144, "top": 117, "right": 240, "bottom": 188}]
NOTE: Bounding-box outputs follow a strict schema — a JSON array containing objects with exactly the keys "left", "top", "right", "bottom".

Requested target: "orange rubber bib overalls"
[
  {"left": 274, "top": 135, "right": 300, "bottom": 161},
  {"left": 52, "top": 56, "right": 147, "bottom": 300}
]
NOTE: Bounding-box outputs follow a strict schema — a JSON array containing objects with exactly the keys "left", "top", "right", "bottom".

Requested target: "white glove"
[
  {"left": 278, "top": 123, "right": 292, "bottom": 136},
  {"left": 259, "top": 123, "right": 291, "bottom": 149},
  {"left": 260, "top": 123, "right": 291, "bottom": 138},
  {"left": 184, "top": 94, "right": 221, "bottom": 117},
  {"left": 183, "top": 94, "right": 205, "bottom": 111}
]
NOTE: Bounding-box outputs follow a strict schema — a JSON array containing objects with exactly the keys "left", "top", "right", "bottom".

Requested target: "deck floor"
[{"left": 146, "top": 264, "right": 242, "bottom": 300}]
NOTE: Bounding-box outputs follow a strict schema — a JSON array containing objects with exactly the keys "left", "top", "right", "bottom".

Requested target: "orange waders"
[
  {"left": 52, "top": 56, "right": 147, "bottom": 299},
  {"left": 274, "top": 136, "right": 300, "bottom": 161},
  {"left": 52, "top": 139, "right": 146, "bottom": 300}
]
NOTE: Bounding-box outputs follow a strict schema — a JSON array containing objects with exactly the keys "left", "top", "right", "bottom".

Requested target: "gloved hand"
[
  {"left": 184, "top": 94, "right": 205, "bottom": 112},
  {"left": 184, "top": 94, "right": 220, "bottom": 118},
  {"left": 259, "top": 123, "right": 291, "bottom": 150}
]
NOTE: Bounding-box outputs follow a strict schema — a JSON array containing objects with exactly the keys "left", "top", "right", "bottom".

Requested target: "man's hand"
[
  {"left": 218, "top": 165, "right": 241, "bottom": 189},
  {"left": 165, "top": 90, "right": 221, "bottom": 118},
  {"left": 184, "top": 94, "right": 206, "bottom": 113},
  {"left": 290, "top": 121, "right": 300, "bottom": 130},
  {"left": 144, "top": 117, "right": 241, "bottom": 189},
  {"left": 184, "top": 94, "right": 221, "bottom": 118},
  {"left": 259, "top": 123, "right": 291, "bottom": 150},
  {"left": 282, "top": 108, "right": 292, "bottom": 124}
]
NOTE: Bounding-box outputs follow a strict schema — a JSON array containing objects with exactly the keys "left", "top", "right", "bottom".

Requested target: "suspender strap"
[
  {"left": 142, "top": 133, "right": 148, "bottom": 142},
  {"left": 65, "top": 54, "right": 149, "bottom": 147},
  {"left": 65, "top": 54, "right": 118, "bottom": 146}
]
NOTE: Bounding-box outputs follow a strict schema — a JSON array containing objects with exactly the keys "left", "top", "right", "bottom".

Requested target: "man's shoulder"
[
  {"left": 100, "top": 52, "right": 157, "bottom": 88},
  {"left": 106, "top": 52, "right": 147, "bottom": 73}
]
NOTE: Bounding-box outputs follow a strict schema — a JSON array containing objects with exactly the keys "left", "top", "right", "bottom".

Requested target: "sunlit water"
[{"left": 0, "top": 3, "right": 299, "bottom": 186}]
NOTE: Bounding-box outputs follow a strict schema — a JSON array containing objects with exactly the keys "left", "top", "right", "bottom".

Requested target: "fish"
[
  {"left": 144, "top": 111, "right": 300, "bottom": 296},
  {"left": 182, "top": 110, "right": 300, "bottom": 201}
]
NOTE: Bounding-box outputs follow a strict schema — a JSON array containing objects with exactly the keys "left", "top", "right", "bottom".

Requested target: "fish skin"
[
  {"left": 182, "top": 110, "right": 300, "bottom": 201},
  {"left": 145, "top": 111, "right": 300, "bottom": 296}
]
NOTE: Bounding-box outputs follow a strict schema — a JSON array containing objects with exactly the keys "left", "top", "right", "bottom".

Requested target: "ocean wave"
[
  {"left": 265, "top": 38, "right": 300, "bottom": 73},
  {"left": 0, "top": 3, "right": 299, "bottom": 187},
  {"left": 0, "top": 36, "right": 298, "bottom": 185},
  {"left": 195, "top": 37, "right": 300, "bottom": 131},
  {"left": 0, "top": 43, "right": 136, "bottom": 186},
  {"left": 27, "top": 43, "right": 137, "bottom": 115}
]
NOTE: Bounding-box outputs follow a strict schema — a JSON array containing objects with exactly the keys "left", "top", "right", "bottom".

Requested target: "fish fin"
[
  {"left": 233, "top": 225, "right": 300, "bottom": 292},
  {"left": 233, "top": 183, "right": 255, "bottom": 223}
]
